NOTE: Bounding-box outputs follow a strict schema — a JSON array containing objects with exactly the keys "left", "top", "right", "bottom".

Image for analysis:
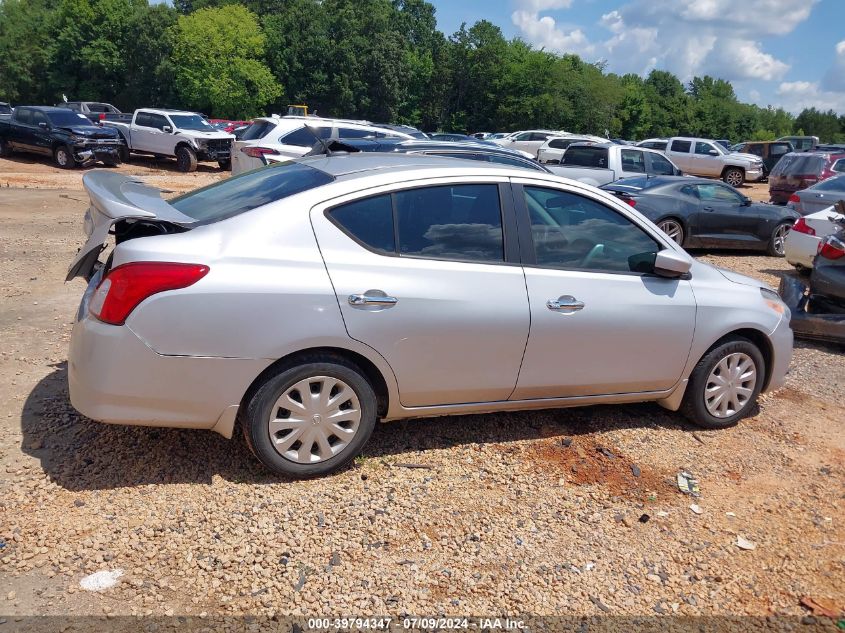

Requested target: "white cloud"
[
  {"left": 777, "top": 80, "right": 845, "bottom": 113},
  {"left": 511, "top": 10, "right": 593, "bottom": 56},
  {"left": 822, "top": 39, "right": 845, "bottom": 92}
]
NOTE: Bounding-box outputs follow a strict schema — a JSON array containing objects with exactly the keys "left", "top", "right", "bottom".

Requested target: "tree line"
[{"left": 1, "top": 0, "right": 844, "bottom": 141}]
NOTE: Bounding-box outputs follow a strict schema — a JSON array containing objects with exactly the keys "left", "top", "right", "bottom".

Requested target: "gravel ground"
[{"left": 1, "top": 159, "right": 843, "bottom": 623}]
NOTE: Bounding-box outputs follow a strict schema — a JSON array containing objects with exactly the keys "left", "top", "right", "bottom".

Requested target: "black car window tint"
[
  {"left": 649, "top": 154, "right": 676, "bottom": 175},
  {"left": 15, "top": 109, "right": 32, "bottom": 125},
  {"left": 329, "top": 194, "right": 395, "bottom": 254},
  {"left": 670, "top": 140, "right": 692, "bottom": 153}
]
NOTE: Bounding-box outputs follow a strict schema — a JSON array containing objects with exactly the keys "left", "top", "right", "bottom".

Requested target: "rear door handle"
[
  {"left": 349, "top": 292, "right": 398, "bottom": 306},
  {"left": 547, "top": 295, "right": 585, "bottom": 312}
]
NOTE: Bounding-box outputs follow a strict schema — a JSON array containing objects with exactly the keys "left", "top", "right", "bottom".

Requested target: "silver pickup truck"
[
  {"left": 548, "top": 143, "right": 682, "bottom": 186},
  {"left": 663, "top": 137, "right": 764, "bottom": 187}
]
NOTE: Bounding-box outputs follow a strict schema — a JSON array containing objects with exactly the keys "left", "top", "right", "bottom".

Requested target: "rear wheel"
[
  {"left": 217, "top": 158, "right": 231, "bottom": 170},
  {"left": 767, "top": 222, "right": 791, "bottom": 256},
  {"left": 657, "top": 218, "right": 685, "bottom": 245},
  {"left": 723, "top": 167, "right": 744, "bottom": 187},
  {"left": 118, "top": 144, "right": 130, "bottom": 163},
  {"left": 242, "top": 358, "right": 378, "bottom": 478},
  {"left": 54, "top": 145, "right": 76, "bottom": 169},
  {"left": 175, "top": 145, "right": 197, "bottom": 172},
  {"left": 681, "top": 337, "right": 765, "bottom": 429}
]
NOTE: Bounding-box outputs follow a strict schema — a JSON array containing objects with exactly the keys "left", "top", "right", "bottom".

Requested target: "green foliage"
[
  {"left": 168, "top": 5, "right": 281, "bottom": 118},
  {"left": 1, "top": 0, "right": 844, "bottom": 137}
]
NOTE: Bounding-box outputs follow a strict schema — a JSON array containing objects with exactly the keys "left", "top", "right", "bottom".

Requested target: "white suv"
[{"left": 232, "top": 116, "right": 414, "bottom": 174}]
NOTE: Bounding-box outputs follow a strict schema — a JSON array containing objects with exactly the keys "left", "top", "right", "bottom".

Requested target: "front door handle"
[
  {"left": 349, "top": 292, "right": 398, "bottom": 306},
  {"left": 547, "top": 295, "right": 585, "bottom": 312},
  {"left": 703, "top": 206, "right": 714, "bottom": 212}
]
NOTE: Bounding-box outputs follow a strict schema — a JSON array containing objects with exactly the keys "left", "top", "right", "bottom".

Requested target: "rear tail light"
[
  {"left": 241, "top": 146, "right": 276, "bottom": 158},
  {"left": 624, "top": 198, "right": 636, "bottom": 207},
  {"left": 792, "top": 217, "right": 815, "bottom": 236},
  {"left": 787, "top": 194, "right": 800, "bottom": 204},
  {"left": 818, "top": 236, "right": 845, "bottom": 260},
  {"left": 89, "top": 262, "right": 209, "bottom": 325}
]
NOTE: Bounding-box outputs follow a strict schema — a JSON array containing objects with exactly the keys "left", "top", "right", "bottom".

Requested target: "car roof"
[
  {"left": 17, "top": 105, "right": 78, "bottom": 113},
  {"left": 293, "top": 152, "right": 547, "bottom": 180}
]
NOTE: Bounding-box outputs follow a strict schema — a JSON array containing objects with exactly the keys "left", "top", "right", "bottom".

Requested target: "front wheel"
[
  {"left": 175, "top": 145, "right": 197, "bottom": 172},
  {"left": 681, "top": 337, "right": 765, "bottom": 429},
  {"left": 217, "top": 158, "right": 231, "bottom": 170},
  {"left": 54, "top": 145, "right": 76, "bottom": 169},
  {"left": 767, "top": 222, "right": 791, "bottom": 257},
  {"left": 723, "top": 167, "right": 744, "bottom": 187},
  {"left": 241, "top": 358, "right": 378, "bottom": 478},
  {"left": 657, "top": 218, "right": 685, "bottom": 246}
]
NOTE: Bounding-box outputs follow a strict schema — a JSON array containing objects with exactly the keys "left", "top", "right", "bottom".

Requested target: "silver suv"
[{"left": 67, "top": 156, "right": 793, "bottom": 477}]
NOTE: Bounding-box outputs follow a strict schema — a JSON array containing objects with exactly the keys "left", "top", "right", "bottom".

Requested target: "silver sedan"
[{"left": 67, "top": 156, "right": 793, "bottom": 477}]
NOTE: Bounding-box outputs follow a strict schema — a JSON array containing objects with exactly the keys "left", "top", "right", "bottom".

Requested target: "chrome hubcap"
[
  {"left": 704, "top": 352, "right": 757, "bottom": 418},
  {"left": 57, "top": 150, "right": 68, "bottom": 166},
  {"left": 726, "top": 171, "right": 742, "bottom": 186},
  {"left": 773, "top": 224, "right": 789, "bottom": 255},
  {"left": 658, "top": 219, "right": 683, "bottom": 244},
  {"left": 268, "top": 376, "right": 361, "bottom": 464}
]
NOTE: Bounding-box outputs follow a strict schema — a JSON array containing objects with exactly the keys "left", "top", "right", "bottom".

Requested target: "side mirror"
[
  {"left": 741, "top": 196, "right": 752, "bottom": 206},
  {"left": 708, "top": 149, "right": 719, "bottom": 156},
  {"left": 653, "top": 248, "right": 692, "bottom": 278},
  {"left": 162, "top": 125, "right": 172, "bottom": 133},
  {"left": 38, "top": 122, "right": 49, "bottom": 130}
]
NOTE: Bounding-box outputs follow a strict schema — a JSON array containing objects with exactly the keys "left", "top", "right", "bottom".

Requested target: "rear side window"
[
  {"left": 620, "top": 149, "right": 646, "bottom": 173},
  {"left": 15, "top": 108, "right": 32, "bottom": 124},
  {"left": 771, "top": 144, "right": 790, "bottom": 156},
  {"left": 281, "top": 126, "right": 330, "bottom": 147},
  {"left": 329, "top": 195, "right": 395, "bottom": 254},
  {"left": 170, "top": 162, "right": 334, "bottom": 223},
  {"left": 648, "top": 153, "right": 676, "bottom": 175},
  {"left": 746, "top": 144, "right": 763, "bottom": 156},
  {"left": 337, "top": 127, "right": 376, "bottom": 139},
  {"left": 240, "top": 120, "right": 275, "bottom": 141},
  {"left": 548, "top": 138, "right": 575, "bottom": 150},
  {"left": 562, "top": 146, "right": 608, "bottom": 167},
  {"left": 670, "top": 140, "right": 692, "bottom": 153}
]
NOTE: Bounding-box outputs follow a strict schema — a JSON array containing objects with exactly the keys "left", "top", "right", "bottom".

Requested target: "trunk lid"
[{"left": 67, "top": 171, "right": 196, "bottom": 281}]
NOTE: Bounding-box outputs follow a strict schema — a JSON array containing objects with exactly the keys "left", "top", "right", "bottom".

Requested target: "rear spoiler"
[{"left": 66, "top": 171, "right": 196, "bottom": 281}]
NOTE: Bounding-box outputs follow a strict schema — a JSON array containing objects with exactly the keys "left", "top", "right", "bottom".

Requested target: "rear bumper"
[
  {"left": 784, "top": 231, "right": 820, "bottom": 268},
  {"left": 779, "top": 276, "right": 845, "bottom": 344},
  {"left": 68, "top": 313, "right": 270, "bottom": 432},
  {"left": 769, "top": 189, "right": 794, "bottom": 205}
]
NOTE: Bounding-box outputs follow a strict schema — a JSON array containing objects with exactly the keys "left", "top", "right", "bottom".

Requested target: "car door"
[
  {"left": 148, "top": 113, "right": 176, "bottom": 155},
  {"left": 9, "top": 108, "right": 35, "bottom": 152},
  {"left": 694, "top": 183, "right": 761, "bottom": 247},
  {"left": 667, "top": 139, "right": 694, "bottom": 172},
  {"left": 510, "top": 181, "right": 696, "bottom": 399},
  {"left": 691, "top": 141, "right": 722, "bottom": 176},
  {"left": 30, "top": 111, "right": 54, "bottom": 155},
  {"left": 311, "top": 177, "right": 530, "bottom": 407},
  {"left": 129, "top": 112, "right": 164, "bottom": 153}
]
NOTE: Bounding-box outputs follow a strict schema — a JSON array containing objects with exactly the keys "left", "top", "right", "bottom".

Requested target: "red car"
[
  {"left": 769, "top": 150, "right": 845, "bottom": 205},
  {"left": 209, "top": 119, "right": 252, "bottom": 134}
]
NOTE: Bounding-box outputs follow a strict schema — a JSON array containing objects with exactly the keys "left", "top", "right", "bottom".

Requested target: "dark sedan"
[{"left": 601, "top": 176, "right": 798, "bottom": 256}]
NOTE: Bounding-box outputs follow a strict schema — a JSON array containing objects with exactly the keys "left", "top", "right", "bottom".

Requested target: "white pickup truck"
[
  {"left": 549, "top": 143, "right": 682, "bottom": 186},
  {"left": 102, "top": 108, "right": 234, "bottom": 172},
  {"left": 663, "top": 137, "right": 764, "bottom": 187}
]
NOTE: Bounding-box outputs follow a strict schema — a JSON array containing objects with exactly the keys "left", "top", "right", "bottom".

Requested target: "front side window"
[
  {"left": 329, "top": 194, "right": 395, "bottom": 254},
  {"left": 771, "top": 144, "right": 789, "bottom": 156},
  {"left": 620, "top": 149, "right": 646, "bottom": 173},
  {"left": 32, "top": 111, "right": 50, "bottom": 127},
  {"left": 833, "top": 158, "right": 845, "bottom": 173},
  {"left": 514, "top": 132, "right": 533, "bottom": 141},
  {"left": 670, "top": 140, "right": 692, "bottom": 153},
  {"left": 696, "top": 183, "right": 743, "bottom": 203},
  {"left": 694, "top": 141, "right": 715, "bottom": 155},
  {"left": 523, "top": 186, "right": 660, "bottom": 273},
  {"left": 746, "top": 144, "right": 763, "bottom": 156},
  {"left": 648, "top": 153, "right": 676, "bottom": 175}
]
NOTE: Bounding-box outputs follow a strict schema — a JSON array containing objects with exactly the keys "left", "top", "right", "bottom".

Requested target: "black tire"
[
  {"left": 54, "top": 145, "right": 76, "bottom": 169},
  {"left": 118, "top": 144, "right": 130, "bottom": 163},
  {"left": 767, "top": 222, "right": 791, "bottom": 257},
  {"left": 101, "top": 157, "right": 120, "bottom": 167},
  {"left": 175, "top": 145, "right": 197, "bottom": 172},
  {"left": 722, "top": 167, "right": 744, "bottom": 187},
  {"left": 217, "top": 158, "right": 231, "bottom": 170},
  {"left": 0, "top": 138, "right": 11, "bottom": 158},
  {"left": 680, "top": 337, "right": 765, "bottom": 430},
  {"left": 241, "top": 358, "right": 378, "bottom": 478}
]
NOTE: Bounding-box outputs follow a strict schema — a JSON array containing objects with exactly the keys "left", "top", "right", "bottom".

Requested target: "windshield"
[
  {"left": 169, "top": 114, "right": 216, "bottom": 132},
  {"left": 46, "top": 110, "right": 93, "bottom": 127},
  {"left": 170, "top": 161, "right": 334, "bottom": 223}
]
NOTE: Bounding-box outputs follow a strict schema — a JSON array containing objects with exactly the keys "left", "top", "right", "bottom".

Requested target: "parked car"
[
  {"left": 102, "top": 108, "right": 234, "bottom": 172},
  {"left": 429, "top": 133, "right": 478, "bottom": 143},
  {"left": 209, "top": 119, "right": 252, "bottom": 135},
  {"left": 267, "top": 137, "right": 553, "bottom": 173},
  {"left": 777, "top": 135, "right": 819, "bottom": 152},
  {"left": 375, "top": 124, "right": 427, "bottom": 139},
  {"left": 66, "top": 157, "right": 791, "bottom": 477},
  {"left": 0, "top": 102, "right": 12, "bottom": 116},
  {"left": 548, "top": 143, "right": 682, "bottom": 186},
  {"left": 636, "top": 138, "right": 669, "bottom": 151},
  {"left": 664, "top": 137, "right": 764, "bottom": 186},
  {"left": 786, "top": 173, "right": 845, "bottom": 215},
  {"left": 536, "top": 135, "right": 610, "bottom": 164},
  {"left": 780, "top": 210, "right": 845, "bottom": 343},
  {"left": 492, "top": 130, "right": 563, "bottom": 157},
  {"left": 232, "top": 116, "right": 414, "bottom": 175},
  {"left": 487, "top": 132, "right": 510, "bottom": 140},
  {"left": 715, "top": 139, "right": 731, "bottom": 150},
  {"left": 784, "top": 206, "right": 845, "bottom": 272},
  {"left": 57, "top": 101, "right": 125, "bottom": 124},
  {"left": 601, "top": 175, "right": 798, "bottom": 255},
  {"left": 0, "top": 105, "right": 123, "bottom": 168},
  {"left": 768, "top": 151, "right": 845, "bottom": 205},
  {"left": 471, "top": 132, "right": 491, "bottom": 140},
  {"left": 733, "top": 140, "right": 794, "bottom": 177}
]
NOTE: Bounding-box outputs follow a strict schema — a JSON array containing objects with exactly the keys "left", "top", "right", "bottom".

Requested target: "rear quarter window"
[
  {"left": 170, "top": 162, "right": 334, "bottom": 223},
  {"left": 670, "top": 140, "right": 692, "bottom": 153}
]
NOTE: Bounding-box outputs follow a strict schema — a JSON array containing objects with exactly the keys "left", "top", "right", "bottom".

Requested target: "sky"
[{"left": 428, "top": 0, "right": 845, "bottom": 114}]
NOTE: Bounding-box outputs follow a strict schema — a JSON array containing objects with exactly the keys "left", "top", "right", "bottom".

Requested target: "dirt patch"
[{"left": 530, "top": 435, "right": 670, "bottom": 501}]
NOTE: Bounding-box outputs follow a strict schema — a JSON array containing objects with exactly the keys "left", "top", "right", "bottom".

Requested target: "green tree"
[
  {"left": 0, "top": 0, "right": 54, "bottom": 103},
  {"left": 168, "top": 5, "right": 281, "bottom": 118}
]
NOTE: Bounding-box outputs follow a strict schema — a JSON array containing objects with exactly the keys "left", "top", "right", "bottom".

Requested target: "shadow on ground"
[{"left": 23, "top": 363, "right": 716, "bottom": 491}]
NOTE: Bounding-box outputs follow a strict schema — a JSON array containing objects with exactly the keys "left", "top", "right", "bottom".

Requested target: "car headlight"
[{"left": 761, "top": 287, "right": 789, "bottom": 319}]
